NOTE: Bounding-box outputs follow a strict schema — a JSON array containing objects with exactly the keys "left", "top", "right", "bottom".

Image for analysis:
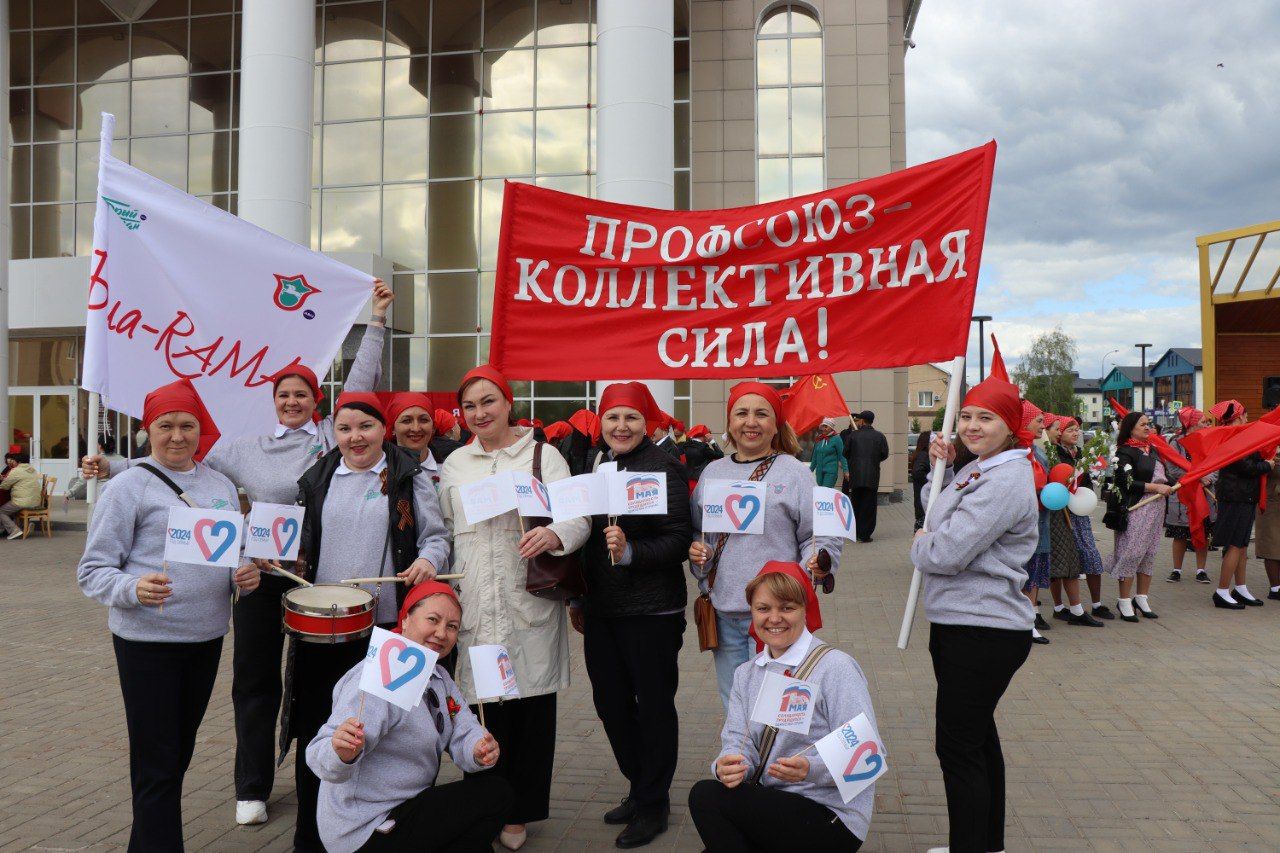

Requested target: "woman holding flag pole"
[
  {"left": 77, "top": 378, "right": 261, "bottom": 852},
  {"left": 82, "top": 281, "right": 394, "bottom": 828},
  {"left": 570, "top": 381, "right": 693, "bottom": 849},
  {"left": 1105, "top": 412, "right": 1172, "bottom": 620},
  {"left": 689, "top": 382, "right": 840, "bottom": 709}
]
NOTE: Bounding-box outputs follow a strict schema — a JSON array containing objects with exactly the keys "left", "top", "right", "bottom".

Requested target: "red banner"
[{"left": 490, "top": 142, "right": 996, "bottom": 380}]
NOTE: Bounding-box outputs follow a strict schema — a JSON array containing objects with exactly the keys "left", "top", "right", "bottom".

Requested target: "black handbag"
[{"left": 523, "top": 441, "right": 587, "bottom": 601}]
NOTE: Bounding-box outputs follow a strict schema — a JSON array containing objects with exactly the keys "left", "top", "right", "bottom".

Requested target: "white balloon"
[{"left": 1068, "top": 487, "right": 1098, "bottom": 516}]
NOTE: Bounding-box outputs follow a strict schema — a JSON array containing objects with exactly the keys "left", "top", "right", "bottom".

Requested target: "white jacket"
[{"left": 439, "top": 429, "right": 590, "bottom": 703}]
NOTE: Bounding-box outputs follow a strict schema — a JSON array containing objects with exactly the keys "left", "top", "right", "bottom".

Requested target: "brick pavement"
[{"left": 4, "top": 502, "right": 1280, "bottom": 851}]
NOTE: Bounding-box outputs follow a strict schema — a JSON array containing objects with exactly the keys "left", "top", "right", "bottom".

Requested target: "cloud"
[{"left": 907, "top": 2, "right": 1280, "bottom": 380}]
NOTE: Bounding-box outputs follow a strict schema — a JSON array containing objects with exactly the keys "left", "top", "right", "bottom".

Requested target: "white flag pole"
[
  {"left": 85, "top": 113, "right": 115, "bottom": 515},
  {"left": 897, "top": 353, "right": 966, "bottom": 650}
]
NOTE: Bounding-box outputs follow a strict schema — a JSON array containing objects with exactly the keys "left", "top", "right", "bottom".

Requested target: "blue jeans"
[{"left": 712, "top": 612, "right": 753, "bottom": 708}]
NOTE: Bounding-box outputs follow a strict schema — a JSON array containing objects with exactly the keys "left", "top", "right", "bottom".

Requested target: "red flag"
[
  {"left": 1106, "top": 397, "right": 1193, "bottom": 472},
  {"left": 989, "top": 333, "right": 1009, "bottom": 382},
  {"left": 1175, "top": 421, "right": 1280, "bottom": 550},
  {"left": 781, "top": 374, "right": 851, "bottom": 435}
]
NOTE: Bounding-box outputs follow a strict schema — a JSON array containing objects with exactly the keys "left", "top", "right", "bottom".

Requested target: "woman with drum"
[
  {"left": 77, "top": 379, "right": 261, "bottom": 852},
  {"left": 688, "top": 382, "right": 840, "bottom": 709},
  {"left": 285, "top": 391, "right": 451, "bottom": 853},
  {"left": 438, "top": 365, "right": 590, "bottom": 851},
  {"left": 306, "top": 581, "right": 513, "bottom": 853},
  {"left": 82, "top": 281, "right": 393, "bottom": 828}
]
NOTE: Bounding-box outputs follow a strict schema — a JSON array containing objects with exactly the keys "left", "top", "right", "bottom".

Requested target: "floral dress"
[{"left": 1106, "top": 455, "right": 1167, "bottom": 579}]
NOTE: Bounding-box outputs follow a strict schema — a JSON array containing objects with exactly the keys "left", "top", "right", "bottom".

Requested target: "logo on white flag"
[
  {"left": 359, "top": 627, "right": 439, "bottom": 711},
  {"left": 814, "top": 712, "right": 887, "bottom": 803},
  {"left": 102, "top": 196, "right": 145, "bottom": 230},
  {"left": 749, "top": 671, "right": 819, "bottom": 734},
  {"left": 273, "top": 273, "right": 321, "bottom": 312}
]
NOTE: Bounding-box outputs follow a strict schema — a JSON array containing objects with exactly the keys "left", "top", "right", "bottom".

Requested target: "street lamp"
[
  {"left": 971, "top": 315, "right": 993, "bottom": 380},
  {"left": 1135, "top": 343, "right": 1153, "bottom": 412}
]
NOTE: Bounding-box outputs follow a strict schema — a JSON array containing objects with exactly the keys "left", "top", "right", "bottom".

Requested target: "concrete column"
[
  {"left": 238, "top": 0, "right": 315, "bottom": 243},
  {"left": 596, "top": 0, "right": 676, "bottom": 412},
  {"left": 0, "top": 0, "right": 11, "bottom": 454}
]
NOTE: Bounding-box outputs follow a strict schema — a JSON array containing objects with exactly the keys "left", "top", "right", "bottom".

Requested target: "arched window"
[{"left": 756, "top": 4, "right": 823, "bottom": 202}]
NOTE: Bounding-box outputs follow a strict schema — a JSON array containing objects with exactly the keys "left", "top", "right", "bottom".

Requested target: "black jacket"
[
  {"left": 655, "top": 435, "right": 683, "bottom": 462},
  {"left": 1216, "top": 452, "right": 1272, "bottom": 504},
  {"left": 428, "top": 435, "right": 463, "bottom": 463},
  {"left": 1055, "top": 443, "right": 1093, "bottom": 490},
  {"left": 843, "top": 425, "right": 889, "bottom": 490},
  {"left": 680, "top": 438, "right": 723, "bottom": 481},
  {"left": 1115, "top": 445, "right": 1159, "bottom": 508},
  {"left": 581, "top": 438, "right": 693, "bottom": 618}
]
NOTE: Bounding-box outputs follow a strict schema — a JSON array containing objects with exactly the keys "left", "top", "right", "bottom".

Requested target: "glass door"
[{"left": 9, "top": 387, "right": 79, "bottom": 495}]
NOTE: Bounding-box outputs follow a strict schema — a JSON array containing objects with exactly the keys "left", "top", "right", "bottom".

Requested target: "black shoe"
[
  {"left": 615, "top": 812, "right": 668, "bottom": 849},
  {"left": 1236, "top": 592, "right": 1264, "bottom": 607},
  {"left": 1268, "top": 590, "right": 1280, "bottom": 601},
  {"left": 1195, "top": 570, "right": 1211, "bottom": 583},
  {"left": 1068, "top": 611, "right": 1105, "bottom": 627},
  {"left": 1213, "top": 592, "right": 1246, "bottom": 610},
  {"left": 1135, "top": 601, "right": 1159, "bottom": 619},
  {"left": 604, "top": 798, "right": 637, "bottom": 825},
  {"left": 1118, "top": 602, "right": 1140, "bottom": 622},
  {"left": 1034, "top": 613, "right": 1051, "bottom": 631},
  {"left": 1092, "top": 605, "right": 1116, "bottom": 620},
  {"left": 1032, "top": 633, "right": 1050, "bottom": 645},
  {"left": 1166, "top": 570, "right": 1181, "bottom": 582},
  {"left": 1052, "top": 608, "right": 1071, "bottom": 621}
]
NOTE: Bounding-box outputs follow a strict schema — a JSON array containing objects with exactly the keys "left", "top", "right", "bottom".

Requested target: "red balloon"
[{"left": 1049, "top": 463, "right": 1075, "bottom": 485}]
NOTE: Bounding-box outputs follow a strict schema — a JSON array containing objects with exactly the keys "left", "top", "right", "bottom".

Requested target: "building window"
[
  {"left": 916, "top": 391, "right": 935, "bottom": 408},
  {"left": 755, "top": 4, "right": 823, "bottom": 202}
]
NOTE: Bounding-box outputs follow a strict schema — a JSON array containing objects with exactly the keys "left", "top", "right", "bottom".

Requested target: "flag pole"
[
  {"left": 897, "top": 354, "right": 966, "bottom": 650},
  {"left": 85, "top": 113, "right": 116, "bottom": 518}
]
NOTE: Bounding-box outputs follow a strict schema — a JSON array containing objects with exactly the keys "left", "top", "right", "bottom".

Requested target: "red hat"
[
  {"left": 544, "top": 421, "right": 572, "bottom": 442},
  {"left": 532, "top": 418, "right": 544, "bottom": 428},
  {"left": 1041, "top": 412, "right": 1061, "bottom": 429},
  {"left": 517, "top": 418, "right": 532, "bottom": 428},
  {"left": 334, "top": 391, "right": 387, "bottom": 424},
  {"left": 1177, "top": 407, "right": 1204, "bottom": 429},
  {"left": 960, "top": 376, "right": 1022, "bottom": 440},
  {"left": 1210, "top": 400, "right": 1244, "bottom": 424},
  {"left": 267, "top": 363, "right": 324, "bottom": 423},
  {"left": 746, "top": 561, "right": 822, "bottom": 653},
  {"left": 142, "top": 378, "right": 221, "bottom": 461},
  {"left": 598, "top": 382, "right": 663, "bottom": 436},
  {"left": 727, "top": 381, "right": 785, "bottom": 423},
  {"left": 687, "top": 424, "right": 710, "bottom": 439},
  {"left": 434, "top": 408, "right": 457, "bottom": 433},
  {"left": 568, "top": 409, "right": 601, "bottom": 442},
  {"left": 458, "top": 364, "right": 513, "bottom": 405},
  {"left": 393, "top": 581, "right": 461, "bottom": 634},
  {"left": 386, "top": 393, "right": 433, "bottom": 427},
  {"left": 672, "top": 419, "right": 686, "bottom": 434},
  {"left": 1016, "top": 399, "right": 1044, "bottom": 448}
]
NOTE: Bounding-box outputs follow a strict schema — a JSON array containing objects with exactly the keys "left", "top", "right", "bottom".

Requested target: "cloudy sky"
[{"left": 906, "top": 2, "right": 1280, "bottom": 383}]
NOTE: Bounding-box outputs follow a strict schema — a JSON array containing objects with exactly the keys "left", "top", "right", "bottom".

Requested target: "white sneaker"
[
  {"left": 6, "top": 529, "right": 22, "bottom": 540},
  {"left": 236, "top": 800, "right": 268, "bottom": 825}
]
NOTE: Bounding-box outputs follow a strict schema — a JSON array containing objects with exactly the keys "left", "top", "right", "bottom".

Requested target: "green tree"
[
  {"left": 1010, "top": 327, "right": 1080, "bottom": 416},
  {"left": 932, "top": 408, "right": 945, "bottom": 431},
  {"left": 910, "top": 417, "right": 921, "bottom": 433}
]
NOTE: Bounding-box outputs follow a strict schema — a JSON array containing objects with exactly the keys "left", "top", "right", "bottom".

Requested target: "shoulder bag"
[{"left": 524, "top": 441, "right": 587, "bottom": 601}]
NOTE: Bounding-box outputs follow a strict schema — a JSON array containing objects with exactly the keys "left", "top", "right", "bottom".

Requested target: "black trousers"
[
  {"left": 688, "top": 779, "right": 860, "bottom": 852},
  {"left": 293, "top": 637, "right": 371, "bottom": 852},
  {"left": 232, "top": 572, "right": 291, "bottom": 801},
  {"left": 929, "top": 622, "right": 1031, "bottom": 853},
  {"left": 466, "top": 692, "right": 557, "bottom": 824},
  {"left": 583, "top": 612, "right": 684, "bottom": 811},
  {"left": 113, "top": 634, "right": 223, "bottom": 853},
  {"left": 849, "top": 486, "right": 879, "bottom": 540},
  {"left": 913, "top": 480, "right": 926, "bottom": 530},
  {"left": 359, "top": 775, "right": 514, "bottom": 852}
]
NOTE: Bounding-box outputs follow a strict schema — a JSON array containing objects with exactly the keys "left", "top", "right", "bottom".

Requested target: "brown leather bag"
[{"left": 524, "top": 441, "right": 587, "bottom": 601}]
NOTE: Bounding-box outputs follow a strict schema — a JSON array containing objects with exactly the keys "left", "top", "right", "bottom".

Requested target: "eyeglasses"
[{"left": 425, "top": 687, "right": 444, "bottom": 734}]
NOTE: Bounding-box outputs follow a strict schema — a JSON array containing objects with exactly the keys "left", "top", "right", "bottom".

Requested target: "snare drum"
[{"left": 282, "top": 584, "right": 376, "bottom": 644}]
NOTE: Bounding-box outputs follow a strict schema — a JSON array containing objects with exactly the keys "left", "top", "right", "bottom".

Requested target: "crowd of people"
[{"left": 71, "top": 286, "right": 1279, "bottom": 853}]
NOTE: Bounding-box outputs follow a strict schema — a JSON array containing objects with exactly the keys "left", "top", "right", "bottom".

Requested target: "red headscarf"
[
  {"left": 672, "top": 419, "right": 686, "bottom": 434},
  {"left": 458, "top": 364, "right": 513, "bottom": 405},
  {"left": 727, "top": 381, "right": 785, "bottom": 423},
  {"left": 334, "top": 391, "right": 387, "bottom": 424},
  {"left": 1017, "top": 399, "right": 1044, "bottom": 449},
  {"left": 746, "top": 561, "right": 823, "bottom": 653},
  {"left": 434, "top": 408, "right": 457, "bottom": 434},
  {"left": 142, "top": 378, "right": 221, "bottom": 461},
  {"left": 687, "top": 424, "right": 710, "bottom": 439},
  {"left": 268, "top": 363, "right": 324, "bottom": 423},
  {"left": 960, "top": 376, "right": 1022, "bottom": 437},
  {"left": 568, "top": 409, "right": 602, "bottom": 442},
  {"left": 1176, "top": 407, "right": 1203, "bottom": 431},
  {"left": 517, "top": 418, "right": 532, "bottom": 428},
  {"left": 386, "top": 393, "right": 433, "bottom": 428},
  {"left": 1210, "top": 400, "right": 1245, "bottom": 424},
  {"left": 393, "top": 581, "right": 461, "bottom": 634},
  {"left": 544, "top": 421, "right": 572, "bottom": 442},
  {"left": 598, "top": 382, "right": 663, "bottom": 436}
]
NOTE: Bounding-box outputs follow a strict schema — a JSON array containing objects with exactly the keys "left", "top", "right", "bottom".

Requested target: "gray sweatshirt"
[
  {"left": 316, "top": 455, "right": 451, "bottom": 624},
  {"left": 690, "top": 454, "right": 841, "bottom": 616},
  {"left": 715, "top": 631, "right": 877, "bottom": 841},
  {"left": 306, "top": 662, "right": 489, "bottom": 853},
  {"left": 107, "top": 323, "right": 386, "bottom": 503},
  {"left": 77, "top": 460, "right": 248, "bottom": 643},
  {"left": 911, "top": 449, "right": 1038, "bottom": 631}
]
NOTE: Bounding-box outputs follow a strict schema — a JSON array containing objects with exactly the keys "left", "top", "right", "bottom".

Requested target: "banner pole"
[
  {"left": 897, "top": 354, "right": 966, "bottom": 650},
  {"left": 85, "top": 113, "right": 115, "bottom": 518}
]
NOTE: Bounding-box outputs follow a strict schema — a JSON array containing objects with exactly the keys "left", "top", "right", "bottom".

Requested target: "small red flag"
[{"left": 781, "top": 374, "right": 851, "bottom": 435}]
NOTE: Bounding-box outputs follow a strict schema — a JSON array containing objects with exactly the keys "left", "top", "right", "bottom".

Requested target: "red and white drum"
[{"left": 282, "top": 584, "right": 375, "bottom": 643}]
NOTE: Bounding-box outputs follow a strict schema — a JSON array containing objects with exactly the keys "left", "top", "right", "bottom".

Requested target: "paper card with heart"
[
  {"left": 164, "top": 506, "right": 245, "bottom": 568},
  {"left": 243, "top": 503, "right": 306, "bottom": 560},
  {"left": 359, "top": 627, "right": 440, "bottom": 711},
  {"left": 814, "top": 711, "right": 887, "bottom": 803},
  {"left": 469, "top": 643, "right": 521, "bottom": 701},
  {"left": 701, "top": 480, "right": 768, "bottom": 534},
  {"left": 811, "top": 486, "right": 857, "bottom": 541}
]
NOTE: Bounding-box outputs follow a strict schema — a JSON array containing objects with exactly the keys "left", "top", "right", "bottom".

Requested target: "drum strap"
[{"left": 138, "top": 463, "right": 199, "bottom": 508}]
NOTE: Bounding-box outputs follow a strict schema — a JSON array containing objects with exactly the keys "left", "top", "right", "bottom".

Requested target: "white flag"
[
  {"left": 359, "top": 627, "right": 439, "bottom": 711},
  {"left": 510, "top": 471, "right": 554, "bottom": 517},
  {"left": 469, "top": 644, "right": 521, "bottom": 700},
  {"left": 164, "top": 506, "right": 245, "bottom": 568},
  {"left": 459, "top": 473, "right": 519, "bottom": 524},
  {"left": 82, "top": 112, "right": 374, "bottom": 451},
  {"left": 607, "top": 470, "right": 668, "bottom": 516},
  {"left": 812, "top": 487, "right": 857, "bottom": 541},
  {"left": 749, "top": 671, "right": 819, "bottom": 735},
  {"left": 814, "top": 712, "right": 887, "bottom": 803},
  {"left": 243, "top": 503, "right": 305, "bottom": 561},
  {"left": 701, "top": 480, "right": 767, "bottom": 534},
  {"left": 547, "top": 473, "right": 609, "bottom": 523}
]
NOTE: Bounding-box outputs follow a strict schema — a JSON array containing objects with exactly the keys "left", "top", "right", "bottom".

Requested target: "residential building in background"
[{"left": 907, "top": 362, "right": 948, "bottom": 430}]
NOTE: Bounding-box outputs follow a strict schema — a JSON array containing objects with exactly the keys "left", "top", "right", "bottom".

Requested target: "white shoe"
[
  {"left": 236, "top": 800, "right": 268, "bottom": 825},
  {"left": 498, "top": 826, "right": 527, "bottom": 850},
  {"left": 926, "top": 848, "right": 949, "bottom": 853},
  {"left": 6, "top": 529, "right": 22, "bottom": 540}
]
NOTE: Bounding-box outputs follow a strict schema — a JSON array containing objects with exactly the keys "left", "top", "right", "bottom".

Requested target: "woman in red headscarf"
[
  {"left": 911, "top": 374, "right": 1037, "bottom": 853},
  {"left": 569, "top": 382, "right": 693, "bottom": 848},
  {"left": 77, "top": 379, "right": 261, "bottom": 852},
  {"left": 1208, "top": 401, "right": 1276, "bottom": 608},
  {"left": 1104, "top": 412, "right": 1173, "bottom": 620},
  {"left": 1163, "top": 407, "right": 1215, "bottom": 583},
  {"left": 689, "top": 562, "right": 878, "bottom": 851},
  {"left": 1018, "top": 400, "right": 1053, "bottom": 643},
  {"left": 80, "top": 281, "right": 394, "bottom": 828},
  {"left": 688, "top": 382, "right": 838, "bottom": 709},
  {"left": 305, "top": 582, "right": 512, "bottom": 853},
  {"left": 387, "top": 393, "right": 462, "bottom": 476}
]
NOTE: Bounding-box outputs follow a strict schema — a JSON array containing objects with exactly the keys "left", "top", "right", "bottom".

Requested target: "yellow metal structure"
[{"left": 1196, "top": 218, "right": 1280, "bottom": 404}]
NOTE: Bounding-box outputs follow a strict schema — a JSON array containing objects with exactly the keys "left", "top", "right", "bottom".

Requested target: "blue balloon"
[{"left": 1040, "top": 482, "right": 1070, "bottom": 511}]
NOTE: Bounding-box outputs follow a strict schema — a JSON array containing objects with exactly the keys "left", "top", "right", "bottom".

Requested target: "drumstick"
[
  {"left": 341, "top": 573, "right": 463, "bottom": 585},
  {"left": 267, "top": 561, "right": 313, "bottom": 587},
  {"left": 1131, "top": 482, "right": 1180, "bottom": 510}
]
